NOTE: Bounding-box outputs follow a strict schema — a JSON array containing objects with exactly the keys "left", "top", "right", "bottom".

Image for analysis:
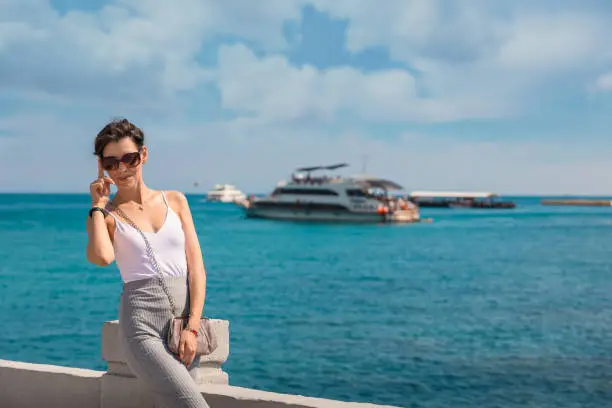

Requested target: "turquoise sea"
[{"left": 1, "top": 193, "right": 612, "bottom": 407}]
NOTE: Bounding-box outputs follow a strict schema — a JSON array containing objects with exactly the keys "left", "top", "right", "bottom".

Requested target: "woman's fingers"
[
  {"left": 98, "top": 161, "right": 104, "bottom": 179},
  {"left": 179, "top": 338, "right": 186, "bottom": 361}
]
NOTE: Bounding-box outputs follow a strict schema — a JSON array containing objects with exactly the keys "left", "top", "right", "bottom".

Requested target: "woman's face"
[{"left": 100, "top": 138, "right": 147, "bottom": 188}]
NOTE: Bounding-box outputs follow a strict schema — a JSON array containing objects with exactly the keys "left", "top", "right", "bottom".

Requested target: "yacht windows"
[
  {"left": 346, "top": 189, "right": 367, "bottom": 197},
  {"left": 276, "top": 188, "right": 339, "bottom": 196}
]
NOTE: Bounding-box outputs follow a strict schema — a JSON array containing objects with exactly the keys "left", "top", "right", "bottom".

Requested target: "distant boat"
[
  {"left": 541, "top": 199, "right": 612, "bottom": 207},
  {"left": 408, "top": 191, "right": 516, "bottom": 209},
  {"left": 206, "top": 184, "right": 247, "bottom": 203},
  {"left": 238, "top": 163, "right": 421, "bottom": 223}
]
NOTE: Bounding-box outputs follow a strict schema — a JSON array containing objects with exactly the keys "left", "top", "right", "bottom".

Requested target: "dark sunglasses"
[{"left": 101, "top": 151, "right": 142, "bottom": 171}]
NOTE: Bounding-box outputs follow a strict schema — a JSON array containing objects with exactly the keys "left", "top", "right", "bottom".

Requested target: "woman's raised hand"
[{"left": 90, "top": 161, "right": 115, "bottom": 207}]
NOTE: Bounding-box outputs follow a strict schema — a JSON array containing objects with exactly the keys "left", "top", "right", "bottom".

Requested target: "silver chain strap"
[{"left": 111, "top": 205, "right": 178, "bottom": 316}]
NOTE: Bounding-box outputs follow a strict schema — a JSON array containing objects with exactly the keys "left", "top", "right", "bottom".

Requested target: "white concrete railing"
[{"left": 0, "top": 319, "right": 400, "bottom": 408}]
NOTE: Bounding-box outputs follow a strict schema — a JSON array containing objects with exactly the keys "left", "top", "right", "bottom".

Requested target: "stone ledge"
[
  {"left": 0, "top": 359, "right": 401, "bottom": 408},
  {"left": 0, "top": 359, "right": 104, "bottom": 377},
  {"left": 0, "top": 359, "right": 103, "bottom": 408},
  {"left": 200, "top": 384, "right": 400, "bottom": 408}
]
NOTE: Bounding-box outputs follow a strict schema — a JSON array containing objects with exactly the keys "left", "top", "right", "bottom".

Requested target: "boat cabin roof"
[
  {"left": 410, "top": 191, "right": 498, "bottom": 198},
  {"left": 295, "top": 163, "right": 349, "bottom": 173},
  {"left": 288, "top": 163, "right": 403, "bottom": 191},
  {"left": 213, "top": 184, "right": 237, "bottom": 190},
  {"left": 354, "top": 177, "right": 403, "bottom": 191}
]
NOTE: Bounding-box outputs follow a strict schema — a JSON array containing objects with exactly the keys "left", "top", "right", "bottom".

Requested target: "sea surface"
[{"left": 1, "top": 194, "right": 612, "bottom": 408}]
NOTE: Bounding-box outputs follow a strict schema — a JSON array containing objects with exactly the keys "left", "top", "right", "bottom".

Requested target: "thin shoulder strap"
[
  {"left": 160, "top": 191, "right": 169, "bottom": 209},
  {"left": 103, "top": 203, "right": 121, "bottom": 224}
]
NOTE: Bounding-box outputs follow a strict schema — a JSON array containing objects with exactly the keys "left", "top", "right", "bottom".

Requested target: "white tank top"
[{"left": 107, "top": 192, "right": 188, "bottom": 283}]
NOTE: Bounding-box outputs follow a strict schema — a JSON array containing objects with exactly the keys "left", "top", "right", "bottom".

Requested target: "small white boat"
[{"left": 206, "top": 184, "right": 247, "bottom": 203}]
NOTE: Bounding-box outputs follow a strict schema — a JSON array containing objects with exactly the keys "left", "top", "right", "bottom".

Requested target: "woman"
[{"left": 85, "top": 118, "right": 210, "bottom": 408}]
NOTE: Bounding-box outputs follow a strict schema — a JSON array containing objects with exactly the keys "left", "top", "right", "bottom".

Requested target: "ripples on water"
[{"left": 1, "top": 194, "right": 612, "bottom": 407}]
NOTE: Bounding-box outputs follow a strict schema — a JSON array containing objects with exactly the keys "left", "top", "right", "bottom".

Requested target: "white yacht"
[
  {"left": 206, "top": 184, "right": 246, "bottom": 203},
  {"left": 239, "top": 164, "right": 420, "bottom": 223}
]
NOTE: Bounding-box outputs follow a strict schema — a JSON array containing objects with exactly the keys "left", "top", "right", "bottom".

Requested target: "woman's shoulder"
[
  {"left": 100, "top": 204, "right": 117, "bottom": 238},
  {"left": 163, "top": 190, "right": 190, "bottom": 211}
]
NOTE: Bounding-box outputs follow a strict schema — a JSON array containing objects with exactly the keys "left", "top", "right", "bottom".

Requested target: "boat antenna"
[{"left": 361, "top": 155, "right": 368, "bottom": 174}]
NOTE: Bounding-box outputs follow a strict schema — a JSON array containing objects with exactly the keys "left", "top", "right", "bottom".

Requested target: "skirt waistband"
[{"left": 122, "top": 274, "right": 188, "bottom": 291}]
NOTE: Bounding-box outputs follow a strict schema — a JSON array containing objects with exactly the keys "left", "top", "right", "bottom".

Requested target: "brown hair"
[{"left": 93, "top": 118, "right": 145, "bottom": 158}]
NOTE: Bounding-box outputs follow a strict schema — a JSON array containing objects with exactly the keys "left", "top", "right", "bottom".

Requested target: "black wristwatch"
[{"left": 89, "top": 207, "right": 107, "bottom": 218}]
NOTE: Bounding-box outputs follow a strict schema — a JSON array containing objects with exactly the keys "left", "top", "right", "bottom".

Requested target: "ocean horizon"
[
  {"left": 2, "top": 193, "right": 612, "bottom": 407},
  {"left": 2, "top": 192, "right": 612, "bottom": 198}
]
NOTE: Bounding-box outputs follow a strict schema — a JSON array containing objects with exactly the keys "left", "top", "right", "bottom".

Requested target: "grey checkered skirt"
[{"left": 118, "top": 275, "right": 209, "bottom": 408}]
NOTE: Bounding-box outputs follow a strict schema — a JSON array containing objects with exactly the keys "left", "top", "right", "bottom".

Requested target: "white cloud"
[
  {"left": 312, "top": 0, "right": 506, "bottom": 64},
  {"left": 0, "top": 0, "right": 304, "bottom": 105},
  {"left": 312, "top": 1, "right": 612, "bottom": 113},
  {"left": 209, "top": 2, "right": 612, "bottom": 125},
  {"left": 312, "top": 1, "right": 612, "bottom": 70},
  {"left": 594, "top": 72, "right": 612, "bottom": 92},
  {"left": 2, "top": 0, "right": 611, "bottom": 120},
  {"left": 495, "top": 12, "right": 611, "bottom": 74},
  {"left": 217, "top": 44, "right": 421, "bottom": 122},
  {"left": 216, "top": 44, "right": 504, "bottom": 124}
]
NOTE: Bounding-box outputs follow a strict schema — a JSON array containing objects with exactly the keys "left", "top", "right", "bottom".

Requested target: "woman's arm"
[
  {"left": 87, "top": 163, "right": 115, "bottom": 266},
  {"left": 172, "top": 191, "right": 207, "bottom": 326},
  {"left": 86, "top": 211, "right": 115, "bottom": 266}
]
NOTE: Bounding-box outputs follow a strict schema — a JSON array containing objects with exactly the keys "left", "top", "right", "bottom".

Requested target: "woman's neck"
[{"left": 114, "top": 181, "right": 151, "bottom": 206}]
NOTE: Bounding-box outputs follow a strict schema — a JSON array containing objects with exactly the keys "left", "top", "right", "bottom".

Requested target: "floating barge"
[
  {"left": 408, "top": 191, "right": 516, "bottom": 209},
  {"left": 541, "top": 199, "right": 612, "bottom": 207}
]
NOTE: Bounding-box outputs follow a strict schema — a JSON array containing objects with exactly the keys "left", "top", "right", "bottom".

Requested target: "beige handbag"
[{"left": 112, "top": 206, "right": 217, "bottom": 357}]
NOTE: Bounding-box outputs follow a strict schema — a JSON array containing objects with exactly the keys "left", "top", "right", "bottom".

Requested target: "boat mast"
[{"left": 361, "top": 155, "right": 368, "bottom": 174}]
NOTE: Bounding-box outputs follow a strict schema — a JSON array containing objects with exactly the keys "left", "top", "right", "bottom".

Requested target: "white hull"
[
  {"left": 207, "top": 194, "right": 246, "bottom": 203},
  {"left": 205, "top": 184, "right": 246, "bottom": 203},
  {"left": 244, "top": 207, "right": 418, "bottom": 223}
]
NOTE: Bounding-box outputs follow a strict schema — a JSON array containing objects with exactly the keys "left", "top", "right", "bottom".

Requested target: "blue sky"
[{"left": 1, "top": 0, "right": 612, "bottom": 194}]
